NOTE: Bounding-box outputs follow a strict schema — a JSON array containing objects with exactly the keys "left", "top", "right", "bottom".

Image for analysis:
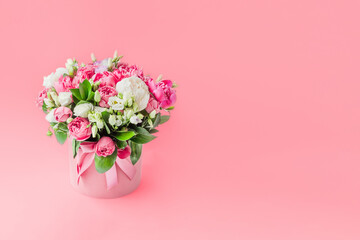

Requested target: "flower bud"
[
  {"left": 91, "top": 124, "right": 98, "bottom": 138},
  {"left": 113, "top": 50, "right": 118, "bottom": 59},
  {"left": 109, "top": 115, "right": 116, "bottom": 126},
  {"left": 149, "top": 110, "right": 156, "bottom": 119},
  {"left": 47, "top": 130, "right": 53, "bottom": 136},
  {"left": 94, "top": 90, "right": 101, "bottom": 102},
  {"left": 66, "top": 117, "right": 73, "bottom": 124},
  {"left": 91, "top": 53, "right": 96, "bottom": 62},
  {"left": 156, "top": 74, "right": 163, "bottom": 83}
]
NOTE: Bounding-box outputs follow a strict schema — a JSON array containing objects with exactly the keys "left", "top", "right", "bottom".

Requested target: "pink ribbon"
[{"left": 75, "top": 142, "right": 136, "bottom": 190}]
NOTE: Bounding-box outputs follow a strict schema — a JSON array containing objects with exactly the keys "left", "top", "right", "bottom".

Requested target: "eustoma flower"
[
  {"left": 95, "top": 137, "right": 115, "bottom": 157},
  {"left": 68, "top": 117, "right": 92, "bottom": 141}
]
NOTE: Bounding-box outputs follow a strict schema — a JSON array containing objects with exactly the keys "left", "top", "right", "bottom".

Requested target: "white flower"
[
  {"left": 88, "top": 112, "right": 104, "bottom": 129},
  {"left": 116, "top": 116, "right": 122, "bottom": 126},
  {"left": 43, "top": 98, "right": 54, "bottom": 108},
  {"left": 43, "top": 68, "right": 68, "bottom": 88},
  {"left": 45, "top": 109, "right": 57, "bottom": 123},
  {"left": 116, "top": 76, "right": 150, "bottom": 112},
  {"left": 108, "top": 96, "right": 124, "bottom": 110},
  {"left": 58, "top": 92, "right": 72, "bottom": 106},
  {"left": 94, "top": 106, "right": 106, "bottom": 113},
  {"left": 74, "top": 103, "right": 93, "bottom": 118},
  {"left": 109, "top": 115, "right": 116, "bottom": 126},
  {"left": 130, "top": 115, "right": 142, "bottom": 124},
  {"left": 49, "top": 92, "right": 60, "bottom": 106},
  {"left": 124, "top": 109, "right": 134, "bottom": 119}
]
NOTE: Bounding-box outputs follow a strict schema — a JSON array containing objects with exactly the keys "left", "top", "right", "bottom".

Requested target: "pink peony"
[
  {"left": 36, "top": 88, "right": 48, "bottom": 107},
  {"left": 145, "top": 78, "right": 176, "bottom": 109},
  {"left": 145, "top": 96, "right": 160, "bottom": 113},
  {"left": 68, "top": 117, "right": 92, "bottom": 141},
  {"left": 53, "top": 107, "right": 72, "bottom": 122},
  {"left": 54, "top": 75, "right": 73, "bottom": 93},
  {"left": 113, "top": 63, "right": 144, "bottom": 82},
  {"left": 97, "top": 86, "right": 118, "bottom": 107},
  {"left": 117, "top": 145, "right": 131, "bottom": 159},
  {"left": 93, "top": 71, "right": 116, "bottom": 88},
  {"left": 95, "top": 137, "right": 116, "bottom": 157},
  {"left": 72, "top": 65, "right": 96, "bottom": 88},
  {"left": 154, "top": 80, "right": 176, "bottom": 109}
]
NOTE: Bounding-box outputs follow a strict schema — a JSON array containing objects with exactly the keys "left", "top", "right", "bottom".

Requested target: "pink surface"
[{"left": 1, "top": 0, "right": 360, "bottom": 239}]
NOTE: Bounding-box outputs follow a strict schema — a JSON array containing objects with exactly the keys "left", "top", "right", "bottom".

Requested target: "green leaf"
[
  {"left": 94, "top": 148, "right": 118, "bottom": 173},
  {"left": 159, "top": 115, "right": 170, "bottom": 124},
  {"left": 76, "top": 100, "right": 89, "bottom": 105},
  {"left": 87, "top": 91, "right": 95, "bottom": 101},
  {"left": 101, "top": 111, "right": 110, "bottom": 122},
  {"left": 70, "top": 89, "right": 82, "bottom": 100},
  {"left": 129, "top": 141, "right": 142, "bottom": 165},
  {"left": 116, "top": 140, "right": 127, "bottom": 149},
  {"left": 104, "top": 122, "right": 111, "bottom": 134},
  {"left": 149, "top": 129, "right": 159, "bottom": 134},
  {"left": 130, "top": 126, "right": 156, "bottom": 144},
  {"left": 166, "top": 106, "right": 175, "bottom": 110},
  {"left": 42, "top": 101, "right": 48, "bottom": 113},
  {"left": 72, "top": 139, "right": 81, "bottom": 158},
  {"left": 112, "top": 131, "right": 136, "bottom": 141},
  {"left": 54, "top": 122, "right": 68, "bottom": 144},
  {"left": 152, "top": 113, "right": 161, "bottom": 128},
  {"left": 79, "top": 79, "right": 92, "bottom": 100},
  {"left": 54, "top": 130, "right": 67, "bottom": 144}
]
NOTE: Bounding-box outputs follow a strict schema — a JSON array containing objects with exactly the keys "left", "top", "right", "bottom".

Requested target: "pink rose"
[
  {"left": 68, "top": 117, "right": 92, "bottom": 141},
  {"left": 36, "top": 88, "right": 48, "bottom": 107},
  {"left": 97, "top": 86, "right": 118, "bottom": 107},
  {"left": 95, "top": 137, "right": 116, "bottom": 157},
  {"left": 93, "top": 71, "right": 116, "bottom": 87},
  {"left": 145, "top": 96, "right": 160, "bottom": 113},
  {"left": 54, "top": 75, "right": 73, "bottom": 93},
  {"left": 53, "top": 107, "right": 72, "bottom": 122},
  {"left": 117, "top": 145, "right": 131, "bottom": 159},
  {"left": 72, "top": 65, "right": 96, "bottom": 88}
]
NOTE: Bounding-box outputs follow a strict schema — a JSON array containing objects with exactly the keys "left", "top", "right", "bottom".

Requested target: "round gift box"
[{"left": 69, "top": 143, "right": 142, "bottom": 198}]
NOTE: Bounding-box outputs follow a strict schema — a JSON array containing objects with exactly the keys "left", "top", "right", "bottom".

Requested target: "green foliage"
[
  {"left": 159, "top": 115, "right": 170, "bottom": 124},
  {"left": 72, "top": 139, "right": 81, "bottom": 158},
  {"left": 130, "top": 126, "right": 156, "bottom": 144},
  {"left": 112, "top": 131, "right": 135, "bottom": 141},
  {"left": 129, "top": 141, "right": 142, "bottom": 165},
  {"left": 53, "top": 122, "right": 68, "bottom": 144},
  {"left": 94, "top": 148, "right": 118, "bottom": 173}
]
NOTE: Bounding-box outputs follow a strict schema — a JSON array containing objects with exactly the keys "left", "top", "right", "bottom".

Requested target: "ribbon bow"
[{"left": 75, "top": 142, "right": 136, "bottom": 190}]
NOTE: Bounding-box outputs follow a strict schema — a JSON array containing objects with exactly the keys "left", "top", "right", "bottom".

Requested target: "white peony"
[
  {"left": 74, "top": 103, "right": 93, "bottom": 118},
  {"left": 45, "top": 109, "right": 57, "bottom": 123},
  {"left": 58, "top": 92, "right": 72, "bottom": 106},
  {"left": 116, "top": 76, "right": 150, "bottom": 112},
  {"left": 108, "top": 96, "right": 125, "bottom": 110}
]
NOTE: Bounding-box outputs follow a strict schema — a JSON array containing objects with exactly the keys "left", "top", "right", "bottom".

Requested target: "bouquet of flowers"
[{"left": 36, "top": 52, "right": 177, "bottom": 174}]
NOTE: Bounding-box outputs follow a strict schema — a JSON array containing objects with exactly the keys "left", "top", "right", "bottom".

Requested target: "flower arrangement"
[{"left": 37, "top": 52, "right": 177, "bottom": 174}]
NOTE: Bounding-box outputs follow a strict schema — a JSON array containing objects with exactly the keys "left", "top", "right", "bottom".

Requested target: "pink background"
[{"left": 1, "top": 0, "right": 360, "bottom": 239}]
